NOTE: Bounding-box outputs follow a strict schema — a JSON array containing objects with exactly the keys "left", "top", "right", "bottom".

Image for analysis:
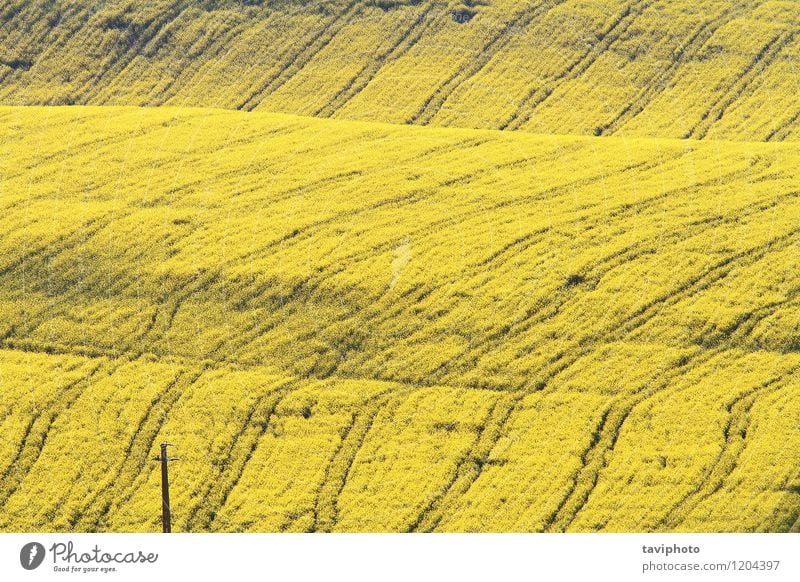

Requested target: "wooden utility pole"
[{"left": 153, "top": 443, "right": 178, "bottom": 533}]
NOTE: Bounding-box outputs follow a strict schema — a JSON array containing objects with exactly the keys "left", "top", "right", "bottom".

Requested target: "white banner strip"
[{"left": 1, "top": 534, "right": 797, "bottom": 582}]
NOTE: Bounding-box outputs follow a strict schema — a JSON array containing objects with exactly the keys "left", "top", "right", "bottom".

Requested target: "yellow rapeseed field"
[
  {"left": 1, "top": 0, "right": 799, "bottom": 141},
  {"left": 1, "top": 106, "right": 799, "bottom": 532}
]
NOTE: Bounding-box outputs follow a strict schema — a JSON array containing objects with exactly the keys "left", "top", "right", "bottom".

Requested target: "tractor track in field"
[
  {"left": 204, "top": 274, "right": 298, "bottom": 354},
  {"left": 312, "top": 145, "right": 694, "bottom": 292},
  {"left": 311, "top": 387, "right": 410, "bottom": 532},
  {"left": 406, "top": 393, "right": 513, "bottom": 532},
  {"left": 16, "top": 126, "right": 415, "bottom": 340},
  {"left": 478, "top": 164, "right": 787, "bottom": 286},
  {"left": 1, "top": 113, "right": 798, "bottom": 529},
  {"left": 0, "top": 4, "right": 89, "bottom": 101},
  {"left": 229, "top": 152, "right": 558, "bottom": 268},
  {"left": 656, "top": 365, "right": 800, "bottom": 530},
  {"left": 501, "top": 0, "right": 655, "bottom": 131},
  {"left": 118, "top": 131, "right": 366, "bottom": 212},
  {"left": 608, "top": 224, "right": 800, "bottom": 340},
  {"left": 0, "top": 204, "right": 144, "bottom": 340},
  {"left": 239, "top": 0, "right": 363, "bottom": 111},
  {"left": 204, "top": 381, "right": 301, "bottom": 531},
  {"left": 189, "top": 379, "right": 298, "bottom": 532},
  {"left": 0, "top": 360, "right": 98, "bottom": 499},
  {"left": 208, "top": 144, "right": 588, "bottom": 368},
  {"left": 409, "top": 0, "right": 568, "bottom": 125},
  {"left": 0, "top": 360, "right": 113, "bottom": 512},
  {"left": 132, "top": 271, "right": 214, "bottom": 354},
  {"left": 469, "top": 148, "right": 718, "bottom": 269},
  {"left": 676, "top": 248, "right": 800, "bottom": 355},
  {"left": 766, "top": 108, "right": 800, "bottom": 142},
  {"left": 75, "top": 3, "right": 194, "bottom": 105},
  {"left": 146, "top": 16, "right": 251, "bottom": 106},
  {"left": 543, "top": 347, "right": 721, "bottom": 531},
  {"left": 202, "top": 142, "right": 610, "bottom": 374},
  {"left": 601, "top": 1, "right": 764, "bottom": 136},
  {"left": 487, "top": 195, "right": 798, "bottom": 370},
  {"left": 318, "top": 2, "right": 440, "bottom": 117},
  {"left": 658, "top": 366, "right": 800, "bottom": 529},
  {"left": 223, "top": 281, "right": 331, "bottom": 367},
  {"left": 687, "top": 30, "right": 796, "bottom": 140},
  {"left": 0, "top": 3, "right": 78, "bottom": 65},
  {"left": 88, "top": 135, "right": 502, "bottom": 340},
  {"left": 217, "top": 168, "right": 369, "bottom": 220},
  {"left": 287, "top": 148, "right": 683, "bottom": 315},
  {"left": 6, "top": 132, "right": 664, "bottom": 356},
  {"left": 316, "top": 152, "right": 669, "bottom": 277},
  {"left": 156, "top": 12, "right": 289, "bottom": 108}
]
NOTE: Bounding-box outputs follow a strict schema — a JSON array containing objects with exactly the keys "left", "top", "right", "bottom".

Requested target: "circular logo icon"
[{"left": 20, "top": 542, "right": 46, "bottom": 570}]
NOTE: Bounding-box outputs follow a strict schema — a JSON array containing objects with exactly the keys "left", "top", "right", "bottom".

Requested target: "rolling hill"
[
  {"left": 1, "top": 0, "right": 800, "bottom": 140},
  {"left": 1, "top": 106, "right": 799, "bottom": 531}
]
